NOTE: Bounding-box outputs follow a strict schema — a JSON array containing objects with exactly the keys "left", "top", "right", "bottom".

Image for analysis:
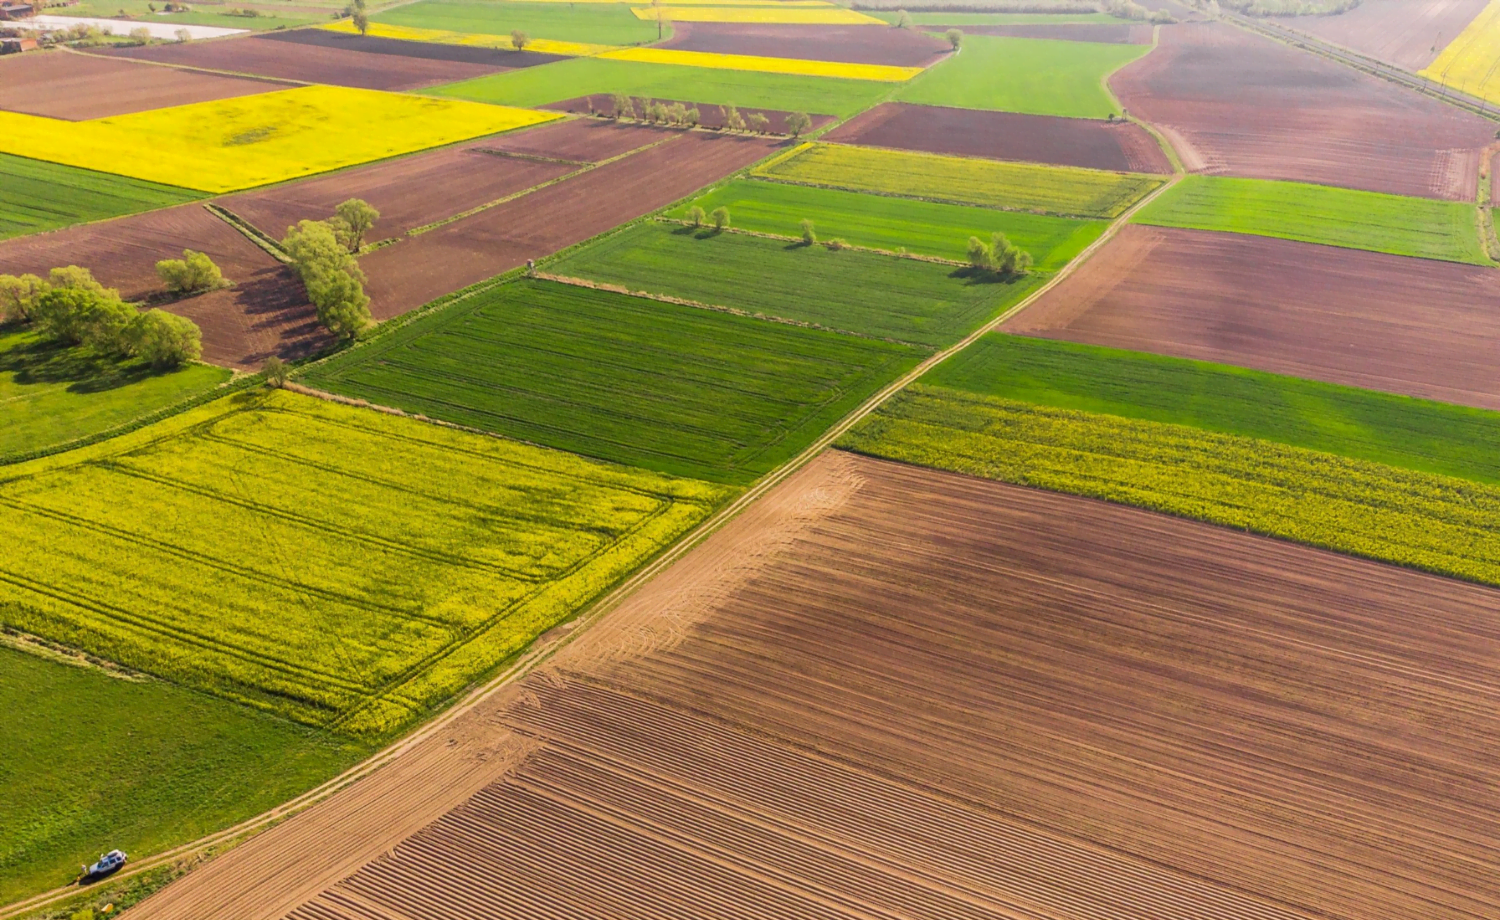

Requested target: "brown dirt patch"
[
  {"left": 255, "top": 27, "right": 566, "bottom": 69},
  {"left": 359, "top": 131, "right": 783, "bottom": 319},
  {"left": 659, "top": 20, "right": 950, "bottom": 65},
  {"left": 0, "top": 204, "right": 325, "bottom": 369},
  {"left": 1006, "top": 224, "right": 1500, "bottom": 409},
  {"left": 0, "top": 49, "right": 281, "bottom": 120},
  {"left": 478, "top": 117, "right": 675, "bottom": 163},
  {"left": 543, "top": 95, "right": 841, "bottom": 129},
  {"left": 104, "top": 33, "right": 505, "bottom": 91},
  {"left": 928, "top": 21, "right": 1153, "bottom": 42},
  {"left": 823, "top": 101, "right": 1173, "bottom": 173},
  {"left": 1111, "top": 21, "right": 1497, "bottom": 199},
  {"left": 134, "top": 450, "right": 1500, "bottom": 920},
  {"left": 1271, "top": 0, "right": 1491, "bottom": 70}
]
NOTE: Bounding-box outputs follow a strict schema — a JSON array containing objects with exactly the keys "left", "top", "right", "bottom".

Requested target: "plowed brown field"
[
  {"left": 925, "top": 22, "right": 1152, "bottom": 42},
  {"left": 823, "top": 102, "right": 1173, "bottom": 172},
  {"left": 479, "top": 118, "right": 674, "bottom": 162},
  {"left": 1271, "top": 0, "right": 1491, "bottom": 70},
  {"left": 359, "top": 131, "right": 781, "bottom": 317},
  {"left": 542, "top": 96, "right": 839, "bottom": 131},
  {"left": 127, "top": 453, "right": 1500, "bottom": 920},
  {"left": 0, "top": 204, "right": 324, "bottom": 368},
  {"left": 105, "top": 34, "right": 505, "bottom": 91},
  {"left": 256, "top": 28, "right": 567, "bottom": 69},
  {"left": 1111, "top": 22, "right": 1496, "bottom": 198},
  {"left": 658, "top": 21, "right": 949, "bottom": 64},
  {"left": 1006, "top": 224, "right": 1500, "bottom": 409},
  {"left": 1, "top": 50, "right": 280, "bottom": 120}
]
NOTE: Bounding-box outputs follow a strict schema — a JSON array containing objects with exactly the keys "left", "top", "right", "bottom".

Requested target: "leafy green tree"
[
  {"left": 710, "top": 206, "right": 730, "bottom": 231},
  {"left": 894, "top": 8, "right": 913, "bottom": 28},
  {"left": 611, "top": 92, "right": 635, "bottom": 120},
  {"left": 746, "top": 112, "right": 770, "bottom": 134},
  {"left": 282, "top": 220, "right": 371, "bottom": 339},
  {"left": 967, "top": 234, "right": 994, "bottom": 271},
  {"left": 33, "top": 285, "right": 131, "bottom": 351},
  {"left": 353, "top": 10, "right": 368, "bottom": 33},
  {"left": 156, "top": 249, "right": 225, "bottom": 294},
  {"left": 262, "top": 355, "right": 289, "bottom": 387},
  {"left": 785, "top": 111, "right": 812, "bottom": 138},
  {"left": 800, "top": 218, "right": 816, "bottom": 245},
  {"left": 330, "top": 198, "right": 380, "bottom": 252},
  {"left": 306, "top": 268, "right": 370, "bottom": 339},
  {"left": 946, "top": 28, "right": 963, "bottom": 50},
  {"left": 127, "top": 308, "right": 202, "bottom": 367},
  {"left": 686, "top": 205, "right": 706, "bottom": 228},
  {"left": 721, "top": 104, "right": 745, "bottom": 132},
  {"left": 0, "top": 273, "right": 49, "bottom": 324},
  {"left": 48, "top": 265, "right": 109, "bottom": 296},
  {"left": 511, "top": 29, "right": 529, "bottom": 50},
  {"left": 684, "top": 106, "right": 701, "bottom": 127}
]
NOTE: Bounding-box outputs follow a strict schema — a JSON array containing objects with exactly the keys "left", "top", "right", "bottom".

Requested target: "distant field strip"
[
  {"left": 0, "top": 86, "right": 556, "bottom": 193},
  {"left": 0, "top": 390, "right": 726, "bottom": 738},
  {"left": 629, "top": 5, "right": 884, "bottom": 22},
  {"left": 302, "top": 279, "right": 920, "bottom": 484},
  {"left": 841, "top": 384, "right": 1500, "bottom": 588},
  {"left": 599, "top": 47, "right": 922, "bottom": 81},
  {"left": 323, "top": 19, "right": 609, "bottom": 55},
  {"left": 1421, "top": 0, "right": 1500, "bottom": 105},
  {"left": 755, "top": 143, "right": 1164, "bottom": 217},
  {"left": 0, "top": 153, "right": 203, "bottom": 240},
  {"left": 1135, "top": 175, "right": 1492, "bottom": 265},
  {"left": 550, "top": 222, "right": 1040, "bottom": 347}
]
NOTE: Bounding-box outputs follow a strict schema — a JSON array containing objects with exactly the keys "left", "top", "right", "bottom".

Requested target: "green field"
[
  {"left": 874, "top": 11, "right": 1120, "bottom": 23},
  {"left": 757, "top": 143, "right": 1164, "bottom": 217},
  {"left": 0, "top": 390, "right": 727, "bottom": 739},
  {"left": 428, "top": 57, "right": 891, "bottom": 117},
  {"left": 0, "top": 328, "right": 231, "bottom": 463},
  {"left": 1134, "top": 175, "right": 1492, "bottom": 265},
  {"left": 840, "top": 384, "right": 1500, "bottom": 588},
  {"left": 47, "top": 0, "right": 319, "bottom": 29},
  {"left": 894, "top": 34, "right": 1146, "bottom": 118},
  {"left": 666, "top": 179, "right": 1106, "bottom": 271},
  {"left": 551, "top": 222, "right": 1041, "bottom": 347},
  {"left": 932, "top": 334, "right": 1500, "bottom": 485},
  {"left": 302, "top": 280, "right": 921, "bottom": 484},
  {"left": 0, "top": 644, "right": 363, "bottom": 903},
  {"left": 0, "top": 154, "right": 202, "bottom": 241},
  {"left": 380, "top": 0, "right": 663, "bottom": 45}
]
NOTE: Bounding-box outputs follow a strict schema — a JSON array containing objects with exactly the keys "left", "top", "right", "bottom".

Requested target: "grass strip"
[{"left": 0, "top": 153, "right": 203, "bottom": 241}]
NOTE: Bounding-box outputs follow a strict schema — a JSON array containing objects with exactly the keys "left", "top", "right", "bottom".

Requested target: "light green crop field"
[
  {"left": 0, "top": 154, "right": 203, "bottom": 241},
  {"left": 0, "top": 390, "right": 728, "bottom": 740},
  {"left": 756, "top": 143, "right": 1163, "bottom": 217},
  {"left": 379, "top": 0, "right": 661, "bottom": 44},
  {"left": 840, "top": 384, "right": 1500, "bottom": 589},
  {"left": 894, "top": 34, "right": 1146, "bottom": 118},
  {"left": 667, "top": 179, "right": 1107, "bottom": 271},
  {"left": 1134, "top": 175, "right": 1492, "bottom": 265},
  {"left": 551, "top": 222, "right": 1041, "bottom": 347},
  {"left": 932, "top": 334, "right": 1500, "bottom": 485},
  {"left": 879, "top": 11, "right": 1120, "bottom": 23},
  {"left": 0, "top": 644, "right": 364, "bottom": 904},
  {"left": 302, "top": 280, "right": 922, "bottom": 484},
  {"left": 0, "top": 328, "right": 231, "bottom": 464},
  {"left": 49, "top": 0, "right": 318, "bottom": 29},
  {"left": 427, "top": 57, "right": 891, "bottom": 117}
]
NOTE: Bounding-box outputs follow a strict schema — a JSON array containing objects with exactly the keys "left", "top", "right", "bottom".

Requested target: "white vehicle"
[{"left": 82, "top": 849, "right": 126, "bottom": 882}]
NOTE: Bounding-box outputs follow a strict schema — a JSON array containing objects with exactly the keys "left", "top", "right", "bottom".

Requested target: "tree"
[
  {"left": 175, "top": 27, "right": 191, "bottom": 42},
  {"left": 967, "top": 235, "right": 993, "bottom": 271},
  {"left": 684, "top": 106, "right": 701, "bottom": 127},
  {"left": 894, "top": 8, "right": 912, "bottom": 29},
  {"left": 967, "top": 233, "right": 1033, "bottom": 276},
  {"left": 129, "top": 26, "right": 151, "bottom": 43},
  {"left": 611, "top": 92, "right": 635, "bottom": 120},
  {"left": 710, "top": 206, "right": 730, "bottom": 231},
  {"left": 306, "top": 268, "right": 370, "bottom": 339},
  {"left": 800, "top": 218, "right": 816, "bottom": 245},
  {"left": 746, "top": 112, "right": 770, "bottom": 134},
  {"left": 785, "top": 111, "right": 812, "bottom": 138},
  {"left": 352, "top": 11, "right": 369, "bottom": 34},
  {"left": 282, "top": 220, "right": 370, "bottom": 339},
  {"left": 262, "top": 355, "right": 290, "bottom": 387},
  {"left": 946, "top": 28, "right": 963, "bottom": 50},
  {"left": 511, "top": 29, "right": 529, "bottom": 50},
  {"left": 0, "top": 273, "right": 49, "bottom": 324},
  {"left": 127, "top": 308, "right": 202, "bottom": 367},
  {"left": 49, "top": 265, "right": 110, "bottom": 296},
  {"left": 156, "top": 249, "right": 225, "bottom": 294},
  {"left": 32, "top": 285, "right": 134, "bottom": 354},
  {"left": 667, "top": 101, "right": 687, "bottom": 127},
  {"left": 722, "top": 104, "right": 746, "bottom": 132},
  {"left": 330, "top": 198, "right": 380, "bottom": 252},
  {"left": 686, "top": 206, "right": 706, "bottom": 228}
]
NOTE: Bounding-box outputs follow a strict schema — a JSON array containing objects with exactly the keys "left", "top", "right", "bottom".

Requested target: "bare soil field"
[
  {"left": 479, "top": 118, "right": 675, "bottom": 163},
  {"left": 659, "top": 21, "right": 950, "bottom": 65},
  {"left": 1006, "top": 224, "right": 1500, "bottom": 409},
  {"left": 222, "top": 144, "right": 575, "bottom": 240},
  {"left": 542, "top": 96, "right": 838, "bottom": 132},
  {"left": 0, "top": 50, "right": 281, "bottom": 120},
  {"left": 823, "top": 102, "right": 1173, "bottom": 172},
  {"left": 1271, "top": 0, "right": 1491, "bottom": 70},
  {"left": 256, "top": 28, "right": 566, "bottom": 68},
  {"left": 105, "top": 34, "right": 504, "bottom": 92},
  {"left": 1111, "top": 22, "right": 1497, "bottom": 199},
  {"left": 0, "top": 204, "right": 325, "bottom": 368},
  {"left": 925, "top": 22, "right": 1153, "bottom": 42},
  {"left": 359, "top": 131, "right": 782, "bottom": 318},
  {"left": 129, "top": 452, "right": 1500, "bottom": 920}
]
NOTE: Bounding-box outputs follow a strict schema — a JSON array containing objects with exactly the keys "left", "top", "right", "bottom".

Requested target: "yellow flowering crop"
[
  {"left": 0, "top": 85, "right": 558, "bottom": 193},
  {"left": 599, "top": 46, "right": 921, "bottom": 81},
  {"left": 630, "top": 5, "right": 887, "bottom": 23},
  {"left": 323, "top": 19, "right": 611, "bottom": 56},
  {"left": 514, "top": 0, "right": 837, "bottom": 5},
  {"left": 1421, "top": 0, "right": 1500, "bottom": 105}
]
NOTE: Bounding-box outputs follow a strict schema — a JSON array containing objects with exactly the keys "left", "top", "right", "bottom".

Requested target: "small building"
[
  {"left": 0, "top": 3, "right": 35, "bottom": 20},
  {"left": 0, "top": 36, "right": 36, "bottom": 52}
]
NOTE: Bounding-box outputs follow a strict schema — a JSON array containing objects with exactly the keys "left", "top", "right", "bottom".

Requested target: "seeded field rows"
[{"left": 0, "top": 153, "right": 203, "bottom": 240}]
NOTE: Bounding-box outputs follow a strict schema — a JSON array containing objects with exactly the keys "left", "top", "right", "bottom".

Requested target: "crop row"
[{"left": 839, "top": 384, "right": 1500, "bottom": 588}]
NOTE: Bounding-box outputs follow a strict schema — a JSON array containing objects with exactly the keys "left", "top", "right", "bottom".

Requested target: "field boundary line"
[
  {"left": 651, "top": 217, "right": 968, "bottom": 265},
  {"left": 204, "top": 204, "right": 292, "bottom": 263}
]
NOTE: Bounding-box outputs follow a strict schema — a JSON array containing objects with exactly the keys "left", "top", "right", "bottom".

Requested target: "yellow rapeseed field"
[
  {"left": 519, "top": 0, "right": 837, "bottom": 5},
  {"left": 630, "top": 5, "right": 886, "bottom": 23},
  {"left": 1421, "top": 0, "right": 1500, "bottom": 105},
  {"left": 323, "top": 19, "right": 610, "bottom": 55},
  {"left": 599, "top": 46, "right": 921, "bottom": 80},
  {"left": 0, "top": 85, "right": 557, "bottom": 193}
]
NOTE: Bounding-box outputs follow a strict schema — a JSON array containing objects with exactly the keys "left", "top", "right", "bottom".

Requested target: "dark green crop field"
[
  {"left": 0, "top": 154, "right": 202, "bottom": 240},
  {"left": 929, "top": 334, "right": 1500, "bottom": 485},
  {"left": 302, "top": 279, "right": 923, "bottom": 484},
  {"left": 550, "top": 222, "right": 1042, "bottom": 347}
]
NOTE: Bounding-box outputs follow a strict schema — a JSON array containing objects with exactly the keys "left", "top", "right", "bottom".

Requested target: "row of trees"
[
  {"left": 279, "top": 199, "right": 380, "bottom": 340},
  {"left": 605, "top": 95, "right": 814, "bottom": 137},
  {"left": 890, "top": 12, "right": 965, "bottom": 50}
]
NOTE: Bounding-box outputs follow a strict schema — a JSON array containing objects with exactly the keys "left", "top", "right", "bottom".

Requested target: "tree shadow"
[
  {"left": 949, "top": 266, "right": 1028, "bottom": 288},
  {"left": 0, "top": 329, "right": 160, "bottom": 394}
]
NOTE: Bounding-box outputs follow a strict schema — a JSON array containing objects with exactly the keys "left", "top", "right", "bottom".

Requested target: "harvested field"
[
  {"left": 1110, "top": 22, "right": 1497, "bottom": 199},
  {"left": 1272, "top": 0, "right": 1491, "bottom": 70},
  {"left": 923, "top": 21, "right": 1153, "bottom": 41},
  {"left": 130, "top": 451, "right": 1500, "bottom": 920},
  {"left": 106, "top": 33, "right": 506, "bottom": 91},
  {"left": 543, "top": 96, "right": 837, "bottom": 133},
  {"left": 359, "top": 131, "right": 780, "bottom": 318},
  {"left": 255, "top": 26, "right": 567, "bottom": 68},
  {"left": 658, "top": 21, "right": 949, "bottom": 65},
  {"left": 0, "top": 50, "right": 279, "bottom": 120},
  {"left": 476, "top": 117, "right": 672, "bottom": 162},
  {"left": 823, "top": 102, "right": 1172, "bottom": 173},
  {"left": 0, "top": 203, "right": 327, "bottom": 369},
  {"left": 1006, "top": 225, "right": 1500, "bottom": 409}
]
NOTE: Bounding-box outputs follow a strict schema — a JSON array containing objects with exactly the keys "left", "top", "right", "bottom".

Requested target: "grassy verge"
[
  {"left": 379, "top": 0, "right": 663, "bottom": 45},
  {"left": 0, "top": 154, "right": 203, "bottom": 242}
]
